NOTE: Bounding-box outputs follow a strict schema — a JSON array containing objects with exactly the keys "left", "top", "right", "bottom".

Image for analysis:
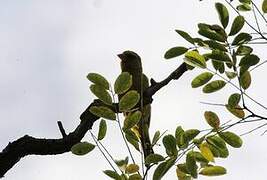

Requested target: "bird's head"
[{"left": 117, "top": 51, "right": 142, "bottom": 72}]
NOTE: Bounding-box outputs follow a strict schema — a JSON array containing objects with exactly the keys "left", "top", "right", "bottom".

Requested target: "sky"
[{"left": 0, "top": 0, "right": 267, "bottom": 179}]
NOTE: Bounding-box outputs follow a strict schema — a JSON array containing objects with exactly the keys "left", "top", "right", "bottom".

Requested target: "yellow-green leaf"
[
  {"left": 184, "top": 51, "right": 207, "bottom": 68},
  {"left": 71, "top": 142, "right": 95, "bottom": 156},
  {"left": 87, "top": 73, "right": 109, "bottom": 90},
  {"left": 263, "top": 0, "right": 267, "bottom": 13},
  {"left": 114, "top": 72, "right": 132, "bottom": 94},
  {"left": 123, "top": 111, "right": 142, "bottom": 130},
  {"left": 165, "top": 46, "right": 188, "bottom": 59},
  {"left": 200, "top": 143, "right": 214, "bottom": 162},
  {"left": 97, "top": 119, "right": 107, "bottom": 140},
  {"left": 215, "top": 3, "right": 229, "bottom": 28},
  {"left": 226, "top": 104, "right": 245, "bottom": 118},
  {"left": 204, "top": 111, "right": 220, "bottom": 129},
  {"left": 228, "top": 93, "right": 241, "bottom": 108},
  {"left": 200, "top": 166, "right": 227, "bottom": 176},
  {"left": 191, "top": 72, "right": 213, "bottom": 88},
  {"left": 90, "top": 84, "right": 112, "bottom": 105},
  {"left": 119, "top": 90, "right": 140, "bottom": 111},
  {"left": 240, "top": 70, "right": 251, "bottom": 90},
  {"left": 219, "top": 131, "right": 243, "bottom": 148},
  {"left": 229, "top": 16, "right": 245, "bottom": 36},
  {"left": 89, "top": 106, "right": 116, "bottom": 120},
  {"left": 203, "top": 80, "right": 226, "bottom": 93},
  {"left": 145, "top": 154, "right": 165, "bottom": 165},
  {"left": 126, "top": 164, "right": 139, "bottom": 174}
]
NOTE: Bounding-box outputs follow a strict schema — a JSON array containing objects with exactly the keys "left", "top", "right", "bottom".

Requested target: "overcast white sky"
[{"left": 0, "top": 0, "right": 267, "bottom": 179}]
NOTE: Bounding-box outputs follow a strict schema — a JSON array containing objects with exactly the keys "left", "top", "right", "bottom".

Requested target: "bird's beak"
[{"left": 117, "top": 53, "right": 125, "bottom": 61}]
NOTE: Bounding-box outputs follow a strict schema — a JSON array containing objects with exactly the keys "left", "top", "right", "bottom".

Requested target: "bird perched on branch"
[{"left": 118, "top": 51, "right": 154, "bottom": 159}]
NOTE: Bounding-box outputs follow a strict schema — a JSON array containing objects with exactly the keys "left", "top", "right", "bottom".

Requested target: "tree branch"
[{"left": 0, "top": 61, "right": 188, "bottom": 178}]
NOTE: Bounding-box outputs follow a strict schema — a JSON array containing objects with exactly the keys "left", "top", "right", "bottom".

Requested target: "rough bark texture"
[{"left": 0, "top": 60, "right": 188, "bottom": 178}]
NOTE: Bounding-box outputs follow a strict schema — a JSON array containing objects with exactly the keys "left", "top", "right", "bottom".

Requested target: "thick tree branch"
[
  {"left": 144, "top": 62, "right": 188, "bottom": 98},
  {"left": 0, "top": 62, "right": 188, "bottom": 178}
]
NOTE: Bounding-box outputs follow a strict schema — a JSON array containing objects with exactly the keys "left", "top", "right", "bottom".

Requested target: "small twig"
[
  {"left": 57, "top": 121, "right": 67, "bottom": 138},
  {"left": 250, "top": 60, "right": 267, "bottom": 72},
  {"left": 240, "top": 123, "right": 267, "bottom": 136},
  {"left": 199, "top": 101, "right": 226, "bottom": 107},
  {"left": 89, "top": 130, "right": 118, "bottom": 172}
]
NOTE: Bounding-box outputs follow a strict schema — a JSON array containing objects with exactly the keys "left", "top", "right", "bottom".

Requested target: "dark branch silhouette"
[{"left": 0, "top": 61, "right": 188, "bottom": 178}]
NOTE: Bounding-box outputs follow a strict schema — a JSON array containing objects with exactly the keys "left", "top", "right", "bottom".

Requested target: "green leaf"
[
  {"left": 163, "top": 134, "right": 178, "bottom": 156},
  {"left": 200, "top": 166, "right": 227, "bottom": 176},
  {"left": 153, "top": 157, "right": 176, "bottom": 180},
  {"left": 97, "top": 119, "right": 107, "bottom": 140},
  {"left": 184, "top": 129, "right": 200, "bottom": 142},
  {"left": 232, "top": 33, "right": 252, "bottom": 45},
  {"left": 239, "top": 54, "right": 260, "bottom": 67},
  {"left": 225, "top": 71, "right": 237, "bottom": 79},
  {"left": 229, "top": 16, "right": 245, "bottom": 36},
  {"left": 90, "top": 84, "right": 112, "bottom": 105},
  {"left": 119, "top": 90, "right": 140, "bottom": 111},
  {"left": 145, "top": 154, "right": 165, "bottom": 165},
  {"left": 203, "top": 80, "right": 226, "bottom": 93},
  {"left": 184, "top": 51, "right": 207, "bottom": 68},
  {"left": 198, "top": 24, "right": 226, "bottom": 42},
  {"left": 152, "top": 131, "right": 161, "bottom": 146},
  {"left": 236, "top": 45, "right": 253, "bottom": 56},
  {"left": 103, "top": 170, "right": 121, "bottom": 179},
  {"left": 115, "top": 157, "right": 128, "bottom": 170},
  {"left": 125, "top": 164, "right": 139, "bottom": 174},
  {"left": 226, "top": 104, "right": 245, "bottom": 118},
  {"left": 191, "top": 72, "right": 213, "bottom": 88},
  {"left": 175, "top": 126, "right": 187, "bottom": 149},
  {"left": 193, "top": 151, "right": 209, "bottom": 163},
  {"left": 219, "top": 131, "right": 243, "bottom": 148},
  {"left": 206, "top": 136, "right": 229, "bottom": 158},
  {"left": 129, "top": 174, "right": 142, "bottom": 180},
  {"left": 123, "top": 111, "right": 142, "bottom": 130},
  {"left": 228, "top": 93, "right": 241, "bottom": 108},
  {"left": 200, "top": 142, "right": 214, "bottom": 162},
  {"left": 240, "top": 70, "right": 251, "bottom": 89},
  {"left": 239, "top": 0, "right": 251, "bottom": 4},
  {"left": 175, "top": 29, "right": 195, "bottom": 44},
  {"left": 204, "top": 111, "right": 220, "bottom": 129},
  {"left": 263, "top": 0, "right": 267, "bottom": 13},
  {"left": 212, "top": 60, "right": 225, "bottom": 73},
  {"left": 114, "top": 72, "right": 132, "bottom": 95},
  {"left": 165, "top": 47, "right": 188, "bottom": 59},
  {"left": 87, "top": 73, "right": 109, "bottom": 90},
  {"left": 203, "top": 40, "right": 227, "bottom": 51},
  {"left": 125, "top": 130, "right": 140, "bottom": 151},
  {"left": 89, "top": 106, "right": 116, "bottom": 120},
  {"left": 237, "top": 3, "right": 252, "bottom": 11},
  {"left": 215, "top": 3, "right": 229, "bottom": 28},
  {"left": 71, "top": 142, "right": 95, "bottom": 156},
  {"left": 207, "top": 50, "right": 232, "bottom": 63},
  {"left": 186, "top": 151, "right": 198, "bottom": 178}
]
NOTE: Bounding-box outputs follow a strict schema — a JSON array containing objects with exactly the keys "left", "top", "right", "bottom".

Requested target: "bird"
[{"left": 117, "top": 51, "right": 154, "bottom": 160}]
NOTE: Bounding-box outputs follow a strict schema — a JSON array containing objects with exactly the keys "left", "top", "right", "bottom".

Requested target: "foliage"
[{"left": 70, "top": 1, "right": 267, "bottom": 179}]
